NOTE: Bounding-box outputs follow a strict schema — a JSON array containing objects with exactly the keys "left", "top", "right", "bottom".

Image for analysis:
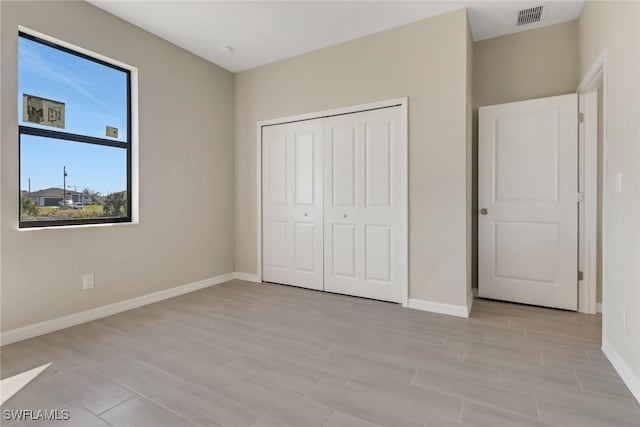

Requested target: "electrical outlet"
[{"left": 82, "top": 274, "right": 95, "bottom": 290}]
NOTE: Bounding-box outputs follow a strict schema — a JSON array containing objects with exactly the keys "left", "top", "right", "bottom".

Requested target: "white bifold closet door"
[
  {"left": 262, "top": 106, "right": 403, "bottom": 303},
  {"left": 262, "top": 119, "right": 324, "bottom": 291},
  {"left": 323, "top": 107, "right": 403, "bottom": 303}
]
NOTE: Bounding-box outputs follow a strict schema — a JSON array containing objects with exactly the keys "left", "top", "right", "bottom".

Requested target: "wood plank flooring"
[{"left": 2, "top": 280, "right": 638, "bottom": 427}]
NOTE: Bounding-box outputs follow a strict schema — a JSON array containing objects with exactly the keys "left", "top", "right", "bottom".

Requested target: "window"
[{"left": 18, "top": 31, "right": 132, "bottom": 228}]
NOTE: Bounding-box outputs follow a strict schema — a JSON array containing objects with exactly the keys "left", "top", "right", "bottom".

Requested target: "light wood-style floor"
[{"left": 2, "top": 280, "right": 639, "bottom": 427}]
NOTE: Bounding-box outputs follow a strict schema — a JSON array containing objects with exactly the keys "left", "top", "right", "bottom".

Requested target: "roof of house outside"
[{"left": 27, "top": 187, "right": 89, "bottom": 198}]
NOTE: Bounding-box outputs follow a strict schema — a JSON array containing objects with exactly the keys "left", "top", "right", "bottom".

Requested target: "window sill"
[{"left": 18, "top": 220, "right": 139, "bottom": 231}]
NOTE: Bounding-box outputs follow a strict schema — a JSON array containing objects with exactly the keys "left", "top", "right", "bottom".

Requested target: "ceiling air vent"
[{"left": 517, "top": 5, "right": 544, "bottom": 26}]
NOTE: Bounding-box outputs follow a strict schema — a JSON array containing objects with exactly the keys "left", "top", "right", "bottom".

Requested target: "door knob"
[{"left": 480, "top": 208, "right": 489, "bottom": 215}]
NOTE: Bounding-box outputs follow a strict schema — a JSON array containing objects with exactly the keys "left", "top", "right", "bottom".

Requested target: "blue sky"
[{"left": 19, "top": 36, "right": 128, "bottom": 196}]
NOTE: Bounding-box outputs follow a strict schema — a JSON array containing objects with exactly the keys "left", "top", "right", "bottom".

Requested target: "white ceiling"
[{"left": 89, "top": 1, "right": 584, "bottom": 72}]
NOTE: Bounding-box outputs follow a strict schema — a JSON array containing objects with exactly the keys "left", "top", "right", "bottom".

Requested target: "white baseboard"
[
  {"left": 0, "top": 272, "right": 241, "bottom": 346},
  {"left": 602, "top": 338, "right": 640, "bottom": 403},
  {"left": 234, "top": 272, "right": 261, "bottom": 283},
  {"left": 596, "top": 302, "right": 602, "bottom": 313},
  {"left": 408, "top": 298, "right": 471, "bottom": 318}
]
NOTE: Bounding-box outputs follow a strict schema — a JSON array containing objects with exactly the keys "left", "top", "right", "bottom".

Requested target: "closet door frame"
[{"left": 256, "top": 97, "right": 409, "bottom": 307}]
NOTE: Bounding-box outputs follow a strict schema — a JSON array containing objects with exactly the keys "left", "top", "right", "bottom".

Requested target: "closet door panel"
[
  {"left": 262, "top": 119, "right": 324, "bottom": 290},
  {"left": 324, "top": 107, "right": 403, "bottom": 303}
]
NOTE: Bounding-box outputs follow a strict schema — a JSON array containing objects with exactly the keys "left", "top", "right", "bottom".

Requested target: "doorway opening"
[{"left": 475, "top": 50, "right": 606, "bottom": 318}]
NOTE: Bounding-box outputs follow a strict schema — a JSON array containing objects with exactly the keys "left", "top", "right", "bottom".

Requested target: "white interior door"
[
  {"left": 479, "top": 94, "right": 578, "bottom": 310},
  {"left": 262, "top": 119, "right": 323, "bottom": 290},
  {"left": 323, "top": 107, "right": 403, "bottom": 303}
]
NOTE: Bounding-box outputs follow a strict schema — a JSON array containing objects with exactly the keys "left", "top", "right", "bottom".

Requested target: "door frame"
[
  {"left": 256, "top": 97, "right": 409, "bottom": 306},
  {"left": 577, "top": 48, "right": 607, "bottom": 314}
]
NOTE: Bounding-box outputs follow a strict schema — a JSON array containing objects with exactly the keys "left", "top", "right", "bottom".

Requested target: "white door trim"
[
  {"left": 256, "top": 98, "right": 409, "bottom": 306},
  {"left": 577, "top": 48, "right": 607, "bottom": 315},
  {"left": 578, "top": 91, "right": 598, "bottom": 315}
]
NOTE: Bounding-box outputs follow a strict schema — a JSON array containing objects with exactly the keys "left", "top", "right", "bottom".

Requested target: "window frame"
[{"left": 18, "top": 31, "right": 133, "bottom": 229}]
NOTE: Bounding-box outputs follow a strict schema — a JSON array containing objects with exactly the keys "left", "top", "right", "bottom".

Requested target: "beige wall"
[
  {"left": 234, "top": 9, "right": 473, "bottom": 306},
  {"left": 471, "top": 21, "right": 579, "bottom": 288},
  {"left": 473, "top": 21, "right": 579, "bottom": 108},
  {"left": 0, "top": 1, "right": 235, "bottom": 331},
  {"left": 578, "top": 0, "right": 640, "bottom": 381}
]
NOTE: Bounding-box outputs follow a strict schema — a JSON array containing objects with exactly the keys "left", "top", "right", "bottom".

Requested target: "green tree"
[
  {"left": 103, "top": 191, "right": 127, "bottom": 216},
  {"left": 20, "top": 195, "right": 38, "bottom": 218}
]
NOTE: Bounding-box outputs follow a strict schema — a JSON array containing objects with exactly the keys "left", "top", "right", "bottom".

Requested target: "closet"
[{"left": 261, "top": 104, "right": 405, "bottom": 303}]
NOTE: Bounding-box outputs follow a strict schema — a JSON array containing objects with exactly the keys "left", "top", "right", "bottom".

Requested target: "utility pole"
[
  {"left": 63, "top": 166, "right": 67, "bottom": 203},
  {"left": 28, "top": 178, "right": 31, "bottom": 195}
]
